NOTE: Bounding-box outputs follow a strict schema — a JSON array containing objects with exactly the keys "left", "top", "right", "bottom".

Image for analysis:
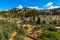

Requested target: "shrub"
[
  {"left": 36, "top": 17, "right": 41, "bottom": 24},
  {"left": 13, "top": 27, "right": 28, "bottom": 40},
  {"left": 0, "top": 20, "right": 18, "bottom": 40},
  {"left": 37, "top": 31, "right": 60, "bottom": 40}
]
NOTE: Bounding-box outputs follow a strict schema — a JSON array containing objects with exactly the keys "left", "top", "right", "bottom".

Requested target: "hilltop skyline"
[{"left": 0, "top": 0, "right": 60, "bottom": 10}]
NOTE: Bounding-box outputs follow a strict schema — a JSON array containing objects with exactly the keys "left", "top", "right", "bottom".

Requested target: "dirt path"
[{"left": 9, "top": 31, "right": 17, "bottom": 40}]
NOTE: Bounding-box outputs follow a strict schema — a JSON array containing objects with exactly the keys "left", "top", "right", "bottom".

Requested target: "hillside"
[{"left": 0, "top": 8, "right": 60, "bottom": 40}]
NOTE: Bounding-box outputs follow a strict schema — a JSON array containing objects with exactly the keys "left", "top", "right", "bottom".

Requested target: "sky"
[{"left": 0, "top": 0, "right": 60, "bottom": 10}]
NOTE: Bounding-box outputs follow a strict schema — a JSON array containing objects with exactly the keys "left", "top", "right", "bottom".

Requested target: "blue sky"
[{"left": 0, "top": 0, "right": 60, "bottom": 10}]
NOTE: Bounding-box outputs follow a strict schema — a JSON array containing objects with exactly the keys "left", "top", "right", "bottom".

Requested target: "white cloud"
[
  {"left": 17, "top": 5, "right": 23, "bottom": 9},
  {"left": 17, "top": 5, "right": 43, "bottom": 10},
  {"left": 17, "top": 3, "right": 60, "bottom": 10},
  {"left": 27, "top": 6, "right": 43, "bottom": 10},
  {"left": 47, "top": 6, "right": 60, "bottom": 9},
  {"left": 47, "top": 6, "right": 54, "bottom": 9},
  {"left": 45, "top": 2, "right": 53, "bottom": 7},
  {"left": 45, "top": 2, "right": 60, "bottom": 9},
  {"left": 54, "top": 6, "right": 60, "bottom": 8}
]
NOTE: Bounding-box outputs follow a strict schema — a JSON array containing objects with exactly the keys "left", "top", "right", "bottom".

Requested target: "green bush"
[
  {"left": 13, "top": 27, "right": 28, "bottom": 40},
  {"left": 36, "top": 17, "right": 41, "bottom": 24},
  {"left": 18, "top": 27, "right": 27, "bottom": 36},
  {"left": 0, "top": 20, "right": 28, "bottom": 40},
  {"left": 0, "top": 20, "right": 18, "bottom": 40},
  {"left": 42, "top": 24, "right": 57, "bottom": 31},
  {"left": 37, "top": 31, "right": 60, "bottom": 40}
]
